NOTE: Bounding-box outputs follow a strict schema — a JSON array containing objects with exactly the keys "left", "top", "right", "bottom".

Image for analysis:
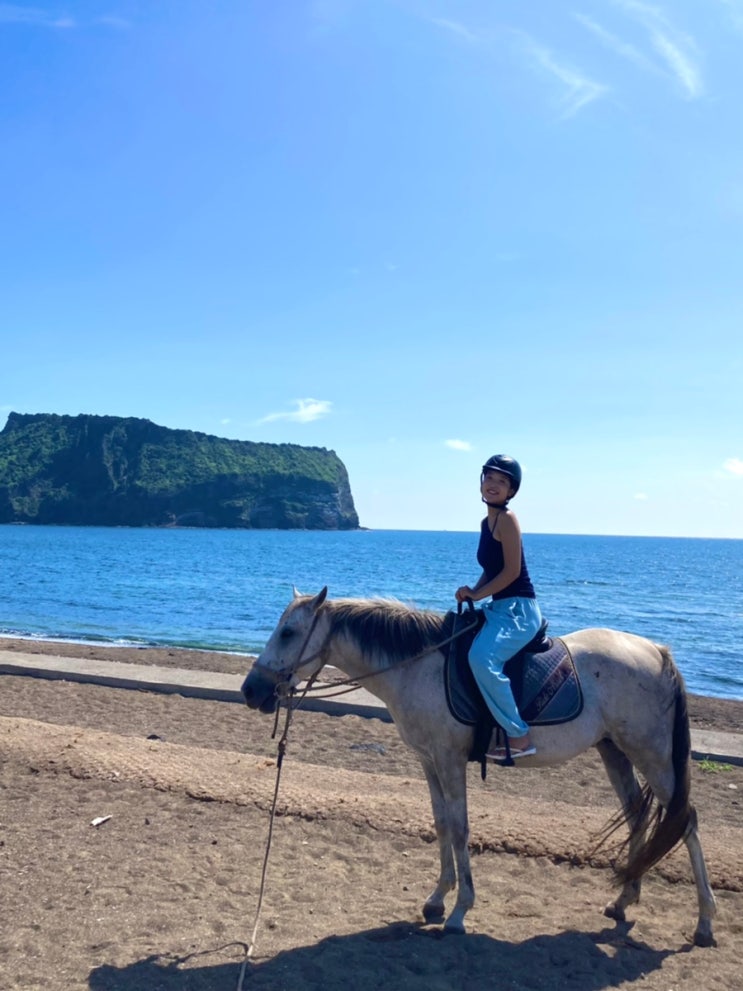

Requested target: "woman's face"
[{"left": 481, "top": 470, "right": 514, "bottom": 504}]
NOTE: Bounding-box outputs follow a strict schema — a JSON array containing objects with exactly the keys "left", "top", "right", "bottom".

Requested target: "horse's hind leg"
[
  {"left": 624, "top": 746, "right": 716, "bottom": 947},
  {"left": 683, "top": 808, "right": 716, "bottom": 947},
  {"left": 596, "top": 740, "right": 645, "bottom": 921}
]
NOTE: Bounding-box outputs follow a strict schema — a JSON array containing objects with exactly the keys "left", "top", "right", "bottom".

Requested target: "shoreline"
[
  {"left": 0, "top": 634, "right": 255, "bottom": 676},
  {"left": 2, "top": 627, "right": 741, "bottom": 702},
  {"left": 1, "top": 635, "right": 742, "bottom": 732}
]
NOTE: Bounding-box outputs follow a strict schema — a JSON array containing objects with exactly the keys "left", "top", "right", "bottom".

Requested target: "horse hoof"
[
  {"left": 693, "top": 928, "right": 716, "bottom": 948},
  {"left": 443, "top": 921, "right": 466, "bottom": 935},
  {"left": 604, "top": 903, "right": 626, "bottom": 922},
  {"left": 423, "top": 904, "right": 445, "bottom": 923}
]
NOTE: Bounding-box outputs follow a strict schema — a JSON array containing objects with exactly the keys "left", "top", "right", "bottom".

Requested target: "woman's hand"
[{"left": 455, "top": 585, "right": 476, "bottom": 603}]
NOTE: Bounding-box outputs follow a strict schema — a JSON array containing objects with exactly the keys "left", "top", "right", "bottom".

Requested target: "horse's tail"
[{"left": 617, "top": 646, "right": 694, "bottom": 884}]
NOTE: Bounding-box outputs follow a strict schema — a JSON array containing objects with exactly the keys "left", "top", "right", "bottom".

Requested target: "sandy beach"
[{"left": 1, "top": 638, "right": 742, "bottom": 990}]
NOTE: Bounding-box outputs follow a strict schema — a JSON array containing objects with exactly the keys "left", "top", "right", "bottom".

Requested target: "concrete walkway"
[
  {"left": 2, "top": 649, "right": 742, "bottom": 767},
  {"left": 0, "top": 650, "right": 391, "bottom": 721}
]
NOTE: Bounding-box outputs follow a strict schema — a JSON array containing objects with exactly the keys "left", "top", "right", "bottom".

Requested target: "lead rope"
[
  {"left": 235, "top": 672, "right": 319, "bottom": 990},
  {"left": 235, "top": 605, "right": 478, "bottom": 987},
  {"left": 235, "top": 615, "right": 323, "bottom": 990}
]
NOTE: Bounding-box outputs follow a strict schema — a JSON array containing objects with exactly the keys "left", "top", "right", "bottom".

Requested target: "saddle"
[{"left": 443, "top": 604, "right": 583, "bottom": 774}]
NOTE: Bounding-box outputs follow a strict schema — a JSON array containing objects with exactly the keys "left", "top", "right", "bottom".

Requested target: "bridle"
[
  {"left": 252, "top": 606, "right": 330, "bottom": 704},
  {"left": 256, "top": 600, "right": 481, "bottom": 707}
]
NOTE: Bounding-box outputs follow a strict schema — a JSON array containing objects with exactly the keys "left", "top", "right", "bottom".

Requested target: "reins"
[{"left": 298, "top": 606, "right": 480, "bottom": 699}]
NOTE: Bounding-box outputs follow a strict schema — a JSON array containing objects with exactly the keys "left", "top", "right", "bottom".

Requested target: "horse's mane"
[{"left": 324, "top": 597, "right": 446, "bottom": 664}]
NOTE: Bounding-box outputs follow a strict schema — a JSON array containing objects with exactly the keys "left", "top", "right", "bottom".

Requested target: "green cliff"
[{"left": 0, "top": 412, "right": 360, "bottom": 529}]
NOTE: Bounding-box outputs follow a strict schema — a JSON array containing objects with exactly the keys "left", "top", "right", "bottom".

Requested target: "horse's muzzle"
[{"left": 241, "top": 667, "right": 280, "bottom": 714}]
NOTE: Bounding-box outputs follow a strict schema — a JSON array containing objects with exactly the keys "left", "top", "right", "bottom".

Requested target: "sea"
[{"left": 1, "top": 525, "right": 741, "bottom": 701}]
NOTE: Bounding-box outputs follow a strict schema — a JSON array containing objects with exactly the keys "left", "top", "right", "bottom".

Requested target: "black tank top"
[{"left": 476, "top": 516, "right": 535, "bottom": 600}]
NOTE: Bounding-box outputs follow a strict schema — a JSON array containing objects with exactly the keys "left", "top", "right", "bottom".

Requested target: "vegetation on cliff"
[{"left": 0, "top": 412, "right": 359, "bottom": 529}]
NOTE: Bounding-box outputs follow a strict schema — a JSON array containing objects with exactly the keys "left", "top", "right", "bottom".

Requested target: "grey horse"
[{"left": 241, "top": 587, "right": 716, "bottom": 947}]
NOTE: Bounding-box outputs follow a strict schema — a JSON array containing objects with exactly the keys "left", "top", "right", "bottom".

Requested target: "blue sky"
[{"left": 1, "top": 1, "right": 742, "bottom": 538}]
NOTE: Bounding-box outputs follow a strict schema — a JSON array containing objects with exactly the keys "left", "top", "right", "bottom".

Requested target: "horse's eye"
[{"left": 279, "top": 626, "right": 294, "bottom": 641}]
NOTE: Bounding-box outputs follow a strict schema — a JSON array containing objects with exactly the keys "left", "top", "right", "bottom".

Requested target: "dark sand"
[{"left": 1, "top": 639, "right": 742, "bottom": 990}]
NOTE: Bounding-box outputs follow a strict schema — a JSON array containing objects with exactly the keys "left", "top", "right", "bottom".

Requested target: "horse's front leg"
[
  {"left": 420, "top": 756, "right": 474, "bottom": 933},
  {"left": 419, "top": 758, "right": 456, "bottom": 923}
]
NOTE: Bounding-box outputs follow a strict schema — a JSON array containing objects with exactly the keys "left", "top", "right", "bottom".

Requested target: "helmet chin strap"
[{"left": 482, "top": 498, "right": 509, "bottom": 509}]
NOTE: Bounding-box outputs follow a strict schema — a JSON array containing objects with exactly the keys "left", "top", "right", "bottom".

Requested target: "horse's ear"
[
  {"left": 292, "top": 586, "right": 302, "bottom": 600},
  {"left": 309, "top": 586, "right": 328, "bottom": 610}
]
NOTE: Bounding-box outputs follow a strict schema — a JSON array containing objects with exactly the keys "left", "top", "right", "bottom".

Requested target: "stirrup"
[{"left": 487, "top": 744, "right": 536, "bottom": 764}]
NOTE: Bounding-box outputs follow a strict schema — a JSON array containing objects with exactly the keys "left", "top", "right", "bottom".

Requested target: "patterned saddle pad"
[{"left": 442, "top": 608, "right": 583, "bottom": 765}]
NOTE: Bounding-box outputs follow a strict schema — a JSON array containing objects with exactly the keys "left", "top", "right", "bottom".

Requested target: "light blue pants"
[{"left": 468, "top": 596, "right": 543, "bottom": 738}]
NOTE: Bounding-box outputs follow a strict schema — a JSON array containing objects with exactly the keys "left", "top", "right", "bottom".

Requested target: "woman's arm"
[{"left": 455, "top": 569, "right": 488, "bottom": 603}]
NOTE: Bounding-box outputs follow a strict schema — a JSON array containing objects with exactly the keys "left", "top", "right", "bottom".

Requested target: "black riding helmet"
[{"left": 480, "top": 454, "right": 522, "bottom": 499}]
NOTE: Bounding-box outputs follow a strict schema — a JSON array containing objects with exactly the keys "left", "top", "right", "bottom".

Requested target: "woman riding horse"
[{"left": 455, "top": 454, "right": 541, "bottom": 761}]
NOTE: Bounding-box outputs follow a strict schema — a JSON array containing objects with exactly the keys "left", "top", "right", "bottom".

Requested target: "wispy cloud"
[
  {"left": 723, "top": 457, "right": 743, "bottom": 476},
  {"left": 0, "top": 4, "right": 74, "bottom": 28},
  {"left": 445, "top": 439, "right": 472, "bottom": 452},
  {"left": 574, "top": 13, "right": 659, "bottom": 75},
  {"left": 611, "top": 0, "right": 703, "bottom": 98},
  {"left": 651, "top": 33, "right": 701, "bottom": 97},
  {"left": 0, "top": 5, "right": 130, "bottom": 30},
  {"left": 428, "top": 16, "right": 606, "bottom": 120},
  {"left": 431, "top": 17, "right": 479, "bottom": 45},
  {"left": 716, "top": 0, "right": 743, "bottom": 33},
  {"left": 258, "top": 399, "right": 332, "bottom": 424},
  {"left": 524, "top": 39, "right": 609, "bottom": 118}
]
